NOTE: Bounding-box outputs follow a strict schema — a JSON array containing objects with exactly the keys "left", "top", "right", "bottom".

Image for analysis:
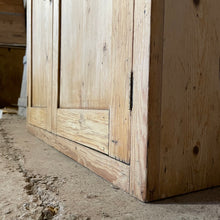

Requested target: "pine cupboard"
[{"left": 27, "top": 0, "right": 220, "bottom": 202}]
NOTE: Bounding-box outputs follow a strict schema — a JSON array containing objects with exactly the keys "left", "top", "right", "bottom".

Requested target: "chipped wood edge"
[{"left": 28, "top": 124, "right": 130, "bottom": 192}]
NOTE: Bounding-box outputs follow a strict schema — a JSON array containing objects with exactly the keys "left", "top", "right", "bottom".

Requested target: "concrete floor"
[{"left": 0, "top": 115, "right": 220, "bottom": 220}]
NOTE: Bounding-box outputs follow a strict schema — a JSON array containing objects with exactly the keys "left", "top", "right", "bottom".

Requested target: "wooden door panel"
[
  {"left": 27, "top": 0, "right": 53, "bottom": 131},
  {"left": 56, "top": 0, "right": 134, "bottom": 163},
  {"left": 56, "top": 109, "right": 109, "bottom": 154},
  {"left": 60, "top": 0, "right": 112, "bottom": 109},
  {"left": 32, "top": 0, "right": 52, "bottom": 108}
]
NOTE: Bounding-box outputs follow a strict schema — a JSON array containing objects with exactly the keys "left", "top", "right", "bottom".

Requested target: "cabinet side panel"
[{"left": 159, "top": 0, "right": 220, "bottom": 198}]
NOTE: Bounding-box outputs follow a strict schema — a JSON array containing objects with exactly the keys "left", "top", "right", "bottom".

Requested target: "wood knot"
[{"left": 193, "top": 145, "right": 199, "bottom": 155}]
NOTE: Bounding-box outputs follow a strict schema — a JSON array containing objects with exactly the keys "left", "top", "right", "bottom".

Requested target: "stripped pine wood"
[
  {"left": 109, "top": 0, "right": 133, "bottom": 163},
  {"left": 157, "top": 0, "right": 220, "bottom": 200},
  {"left": 27, "top": 0, "right": 53, "bottom": 132},
  {"left": 32, "top": 0, "right": 52, "bottom": 108},
  {"left": 56, "top": 109, "right": 109, "bottom": 154},
  {"left": 59, "top": 0, "right": 112, "bottom": 109},
  {"left": 28, "top": 124, "right": 130, "bottom": 192},
  {"left": 27, "top": 0, "right": 220, "bottom": 202},
  {"left": 51, "top": 0, "right": 59, "bottom": 134},
  {"left": 58, "top": 0, "right": 133, "bottom": 163},
  {"left": 28, "top": 108, "right": 47, "bottom": 130},
  {"left": 130, "top": 0, "right": 152, "bottom": 201},
  {"left": 146, "top": 0, "right": 165, "bottom": 201}
]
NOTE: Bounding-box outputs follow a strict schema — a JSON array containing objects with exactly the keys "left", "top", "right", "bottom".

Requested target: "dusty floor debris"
[{"left": 0, "top": 115, "right": 220, "bottom": 219}]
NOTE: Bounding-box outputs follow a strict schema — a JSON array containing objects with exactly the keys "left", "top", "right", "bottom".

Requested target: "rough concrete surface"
[{"left": 0, "top": 115, "right": 220, "bottom": 220}]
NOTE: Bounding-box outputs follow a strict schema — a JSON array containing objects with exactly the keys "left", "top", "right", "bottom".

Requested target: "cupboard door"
[
  {"left": 53, "top": 0, "right": 134, "bottom": 163},
  {"left": 27, "top": 0, "right": 53, "bottom": 131}
]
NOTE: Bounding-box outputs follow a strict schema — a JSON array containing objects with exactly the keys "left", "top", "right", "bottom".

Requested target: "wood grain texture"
[
  {"left": 28, "top": 107, "right": 47, "bottom": 130},
  {"left": 59, "top": 0, "right": 112, "bottom": 109},
  {"left": 56, "top": 109, "right": 109, "bottom": 154},
  {"left": 32, "top": 0, "right": 52, "bottom": 108},
  {"left": 28, "top": 0, "right": 53, "bottom": 132},
  {"left": 108, "top": 0, "right": 133, "bottom": 163},
  {"left": 146, "top": 0, "right": 165, "bottom": 201},
  {"left": 51, "top": 0, "right": 59, "bottom": 134},
  {"left": 27, "top": 0, "right": 220, "bottom": 202},
  {"left": 58, "top": 0, "right": 133, "bottom": 163},
  {"left": 28, "top": 124, "right": 130, "bottom": 192},
  {"left": 130, "top": 0, "right": 152, "bottom": 201},
  {"left": 158, "top": 0, "right": 220, "bottom": 199},
  {"left": 145, "top": 0, "right": 220, "bottom": 201},
  {"left": 0, "top": 0, "right": 25, "bottom": 45}
]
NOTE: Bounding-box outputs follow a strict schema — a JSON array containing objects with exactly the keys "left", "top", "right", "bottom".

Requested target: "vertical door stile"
[
  {"left": 27, "top": 0, "right": 53, "bottom": 131},
  {"left": 130, "top": 0, "right": 152, "bottom": 201}
]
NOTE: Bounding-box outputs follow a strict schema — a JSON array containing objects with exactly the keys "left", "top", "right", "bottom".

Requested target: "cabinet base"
[{"left": 27, "top": 124, "right": 130, "bottom": 194}]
